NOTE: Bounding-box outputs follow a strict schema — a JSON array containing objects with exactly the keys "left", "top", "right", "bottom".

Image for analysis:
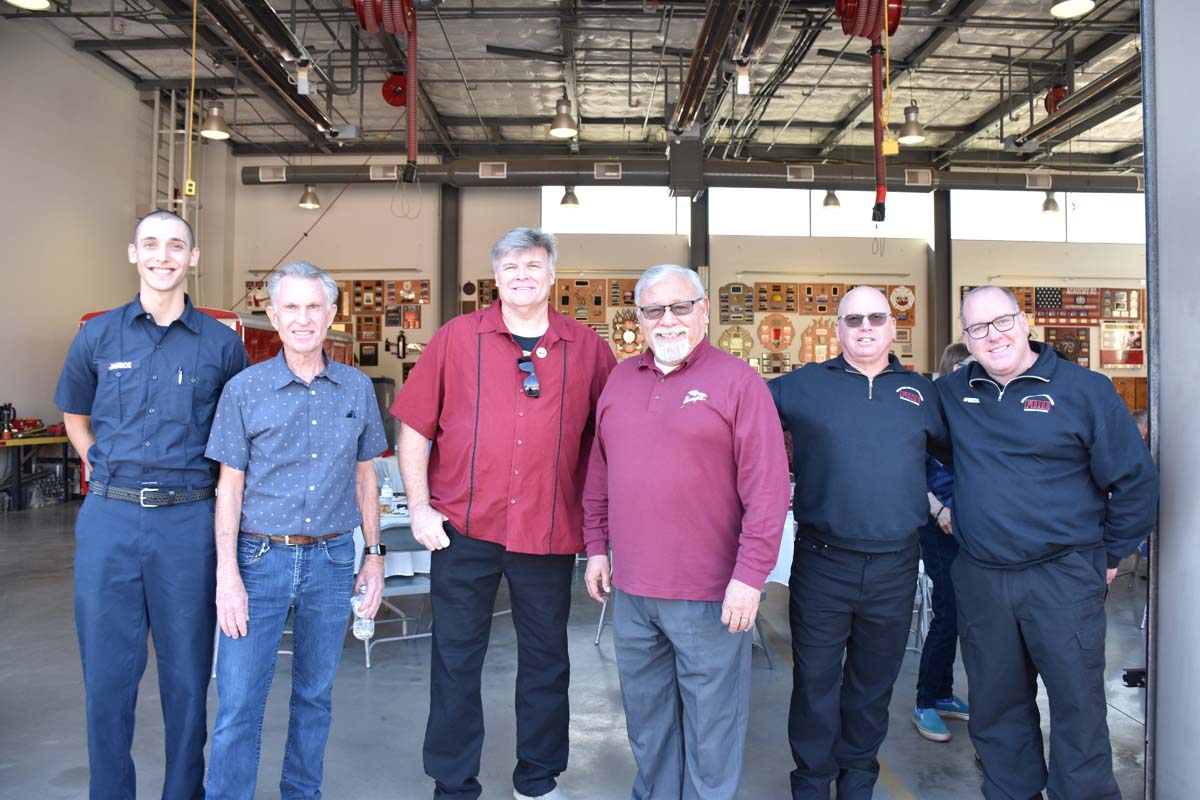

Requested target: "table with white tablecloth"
[{"left": 352, "top": 511, "right": 431, "bottom": 576}]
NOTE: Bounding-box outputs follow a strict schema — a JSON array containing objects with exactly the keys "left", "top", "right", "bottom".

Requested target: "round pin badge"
[{"left": 535, "top": 346, "right": 548, "bottom": 359}]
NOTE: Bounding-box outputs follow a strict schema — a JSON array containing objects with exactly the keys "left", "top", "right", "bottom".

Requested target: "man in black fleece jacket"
[
  {"left": 770, "top": 286, "right": 948, "bottom": 800},
  {"left": 938, "top": 286, "right": 1158, "bottom": 800}
]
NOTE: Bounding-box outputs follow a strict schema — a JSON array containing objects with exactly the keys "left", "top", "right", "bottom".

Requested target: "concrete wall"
[{"left": 0, "top": 21, "right": 151, "bottom": 421}]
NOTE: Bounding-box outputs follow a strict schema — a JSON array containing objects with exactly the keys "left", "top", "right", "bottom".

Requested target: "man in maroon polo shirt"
[
  {"left": 581, "top": 264, "right": 791, "bottom": 799},
  {"left": 390, "top": 227, "right": 615, "bottom": 800}
]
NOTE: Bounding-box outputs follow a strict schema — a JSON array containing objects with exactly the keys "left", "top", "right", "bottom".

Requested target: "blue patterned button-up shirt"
[{"left": 205, "top": 350, "right": 388, "bottom": 534}]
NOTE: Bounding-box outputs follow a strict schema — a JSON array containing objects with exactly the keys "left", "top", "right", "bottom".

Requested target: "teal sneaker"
[
  {"left": 934, "top": 695, "right": 970, "bottom": 721},
  {"left": 912, "top": 706, "right": 952, "bottom": 742}
]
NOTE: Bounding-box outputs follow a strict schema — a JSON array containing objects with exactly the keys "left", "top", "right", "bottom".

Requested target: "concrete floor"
[{"left": 0, "top": 501, "right": 1149, "bottom": 799}]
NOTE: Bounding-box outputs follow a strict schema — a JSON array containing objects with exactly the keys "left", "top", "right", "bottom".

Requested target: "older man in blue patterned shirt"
[{"left": 204, "top": 261, "right": 388, "bottom": 800}]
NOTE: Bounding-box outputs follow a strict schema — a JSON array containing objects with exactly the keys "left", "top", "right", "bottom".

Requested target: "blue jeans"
[
  {"left": 915, "top": 519, "right": 961, "bottom": 708},
  {"left": 206, "top": 532, "right": 356, "bottom": 800}
]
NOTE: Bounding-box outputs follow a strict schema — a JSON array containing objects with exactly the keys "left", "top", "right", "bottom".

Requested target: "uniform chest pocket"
[
  {"left": 95, "top": 361, "right": 147, "bottom": 423},
  {"left": 154, "top": 371, "right": 196, "bottom": 424},
  {"left": 191, "top": 374, "right": 222, "bottom": 429},
  {"left": 331, "top": 416, "right": 365, "bottom": 459}
]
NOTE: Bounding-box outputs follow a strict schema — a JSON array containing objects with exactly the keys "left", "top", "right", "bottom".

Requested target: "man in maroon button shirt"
[
  {"left": 390, "top": 227, "right": 615, "bottom": 800},
  {"left": 582, "top": 264, "right": 791, "bottom": 800}
]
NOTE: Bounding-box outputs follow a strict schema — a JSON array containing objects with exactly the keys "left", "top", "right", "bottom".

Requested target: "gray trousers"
[{"left": 612, "top": 589, "right": 753, "bottom": 800}]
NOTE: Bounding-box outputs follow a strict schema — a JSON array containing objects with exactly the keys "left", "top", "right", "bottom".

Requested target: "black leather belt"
[{"left": 89, "top": 480, "right": 215, "bottom": 508}]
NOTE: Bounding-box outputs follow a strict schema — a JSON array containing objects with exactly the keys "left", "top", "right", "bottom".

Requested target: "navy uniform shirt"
[
  {"left": 205, "top": 350, "right": 388, "bottom": 535},
  {"left": 54, "top": 295, "right": 249, "bottom": 486}
]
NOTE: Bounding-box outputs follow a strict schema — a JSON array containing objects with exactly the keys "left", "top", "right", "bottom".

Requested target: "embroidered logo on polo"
[
  {"left": 1021, "top": 394, "right": 1055, "bottom": 413},
  {"left": 896, "top": 386, "right": 924, "bottom": 407},
  {"left": 962, "top": 397, "right": 981, "bottom": 404},
  {"left": 682, "top": 389, "right": 709, "bottom": 407}
]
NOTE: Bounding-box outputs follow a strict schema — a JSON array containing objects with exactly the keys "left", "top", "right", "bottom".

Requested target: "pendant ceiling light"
[
  {"left": 823, "top": 190, "right": 841, "bottom": 209},
  {"left": 549, "top": 95, "right": 577, "bottom": 139},
  {"left": 1042, "top": 190, "right": 1061, "bottom": 214},
  {"left": 3, "top": 0, "right": 51, "bottom": 11},
  {"left": 560, "top": 186, "right": 580, "bottom": 208},
  {"left": 897, "top": 100, "right": 927, "bottom": 145},
  {"left": 200, "top": 102, "right": 232, "bottom": 140},
  {"left": 298, "top": 184, "right": 321, "bottom": 210},
  {"left": 1050, "top": 0, "right": 1095, "bottom": 20}
]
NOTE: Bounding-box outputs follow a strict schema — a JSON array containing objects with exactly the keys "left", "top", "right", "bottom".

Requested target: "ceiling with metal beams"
[{"left": 5, "top": 0, "right": 1144, "bottom": 173}]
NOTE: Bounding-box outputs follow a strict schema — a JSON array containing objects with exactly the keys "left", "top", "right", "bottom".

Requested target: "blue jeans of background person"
[
  {"left": 424, "top": 524, "right": 575, "bottom": 800},
  {"left": 916, "top": 520, "right": 961, "bottom": 708},
  {"left": 206, "top": 532, "right": 356, "bottom": 800},
  {"left": 74, "top": 492, "right": 216, "bottom": 800}
]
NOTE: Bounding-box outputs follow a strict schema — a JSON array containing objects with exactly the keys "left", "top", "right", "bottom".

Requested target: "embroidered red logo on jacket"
[
  {"left": 1021, "top": 394, "right": 1055, "bottom": 413},
  {"left": 896, "top": 386, "right": 924, "bottom": 406}
]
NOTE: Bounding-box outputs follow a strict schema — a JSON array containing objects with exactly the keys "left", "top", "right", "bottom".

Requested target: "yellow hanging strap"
[
  {"left": 183, "top": 0, "right": 199, "bottom": 196},
  {"left": 881, "top": 2, "right": 899, "bottom": 156}
]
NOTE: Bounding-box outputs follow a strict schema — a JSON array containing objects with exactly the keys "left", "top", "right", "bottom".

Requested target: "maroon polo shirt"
[
  {"left": 390, "top": 301, "right": 616, "bottom": 554},
  {"left": 581, "top": 339, "right": 791, "bottom": 601}
]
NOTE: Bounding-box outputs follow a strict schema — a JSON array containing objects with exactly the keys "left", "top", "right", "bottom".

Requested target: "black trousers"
[
  {"left": 953, "top": 548, "right": 1119, "bottom": 800},
  {"left": 423, "top": 525, "right": 575, "bottom": 800},
  {"left": 787, "top": 534, "right": 919, "bottom": 800}
]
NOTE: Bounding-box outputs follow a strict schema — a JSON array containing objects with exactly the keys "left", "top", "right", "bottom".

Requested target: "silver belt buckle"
[
  {"left": 283, "top": 535, "right": 293, "bottom": 545},
  {"left": 139, "top": 487, "right": 162, "bottom": 508}
]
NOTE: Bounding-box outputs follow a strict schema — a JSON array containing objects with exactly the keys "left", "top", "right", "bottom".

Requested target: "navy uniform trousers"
[
  {"left": 787, "top": 533, "right": 920, "bottom": 800},
  {"left": 953, "top": 546, "right": 1120, "bottom": 800},
  {"left": 74, "top": 493, "right": 216, "bottom": 800}
]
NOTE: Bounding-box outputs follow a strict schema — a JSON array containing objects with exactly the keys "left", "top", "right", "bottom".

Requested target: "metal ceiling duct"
[
  {"left": 241, "top": 157, "right": 1142, "bottom": 194},
  {"left": 666, "top": 1, "right": 741, "bottom": 136}
]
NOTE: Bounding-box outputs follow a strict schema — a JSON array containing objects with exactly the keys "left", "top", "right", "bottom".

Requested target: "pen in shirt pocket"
[
  {"left": 346, "top": 410, "right": 356, "bottom": 418},
  {"left": 177, "top": 367, "right": 183, "bottom": 385}
]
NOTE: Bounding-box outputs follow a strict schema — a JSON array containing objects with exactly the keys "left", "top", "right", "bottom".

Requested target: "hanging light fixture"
[
  {"left": 736, "top": 66, "right": 751, "bottom": 96},
  {"left": 1042, "top": 190, "right": 1060, "bottom": 214},
  {"left": 1050, "top": 0, "right": 1095, "bottom": 20},
  {"left": 822, "top": 190, "right": 841, "bottom": 209},
  {"left": 3, "top": 0, "right": 51, "bottom": 10},
  {"left": 549, "top": 95, "right": 578, "bottom": 139},
  {"left": 200, "top": 102, "right": 232, "bottom": 140},
  {"left": 897, "top": 101, "right": 927, "bottom": 145},
  {"left": 560, "top": 186, "right": 580, "bottom": 208},
  {"left": 298, "top": 184, "right": 321, "bottom": 210}
]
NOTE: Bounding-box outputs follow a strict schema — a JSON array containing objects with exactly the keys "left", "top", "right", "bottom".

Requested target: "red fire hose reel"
[
  {"left": 835, "top": 0, "right": 904, "bottom": 222},
  {"left": 352, "top": 0, "right": 419, "bottom": 180},
  {"left": 1045, "top": 84, "right": 1070, "bottom": 115}
]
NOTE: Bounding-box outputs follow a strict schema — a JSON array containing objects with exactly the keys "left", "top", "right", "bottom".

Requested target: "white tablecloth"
[{"left": 352, "top": 512, "right": 432, "bottom": 576}]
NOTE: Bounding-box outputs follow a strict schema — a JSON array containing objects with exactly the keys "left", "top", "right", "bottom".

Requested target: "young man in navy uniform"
[{"left": 55, "top": 211, "right": 248, "bottom": 799}]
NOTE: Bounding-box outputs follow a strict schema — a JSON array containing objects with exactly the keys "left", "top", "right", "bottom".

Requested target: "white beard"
[{"left": 651, "top": 326, "right": 692, "bottom": 364}]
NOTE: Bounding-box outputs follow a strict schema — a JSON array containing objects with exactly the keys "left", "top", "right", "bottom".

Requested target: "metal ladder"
[{"left": 148, "top": 89, "right": 204, "bottom": 304}]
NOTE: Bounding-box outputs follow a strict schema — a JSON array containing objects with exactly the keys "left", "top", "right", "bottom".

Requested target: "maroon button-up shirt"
[
  {"left": 582, "top": 340, "right": 791, "bottom": 601},
  {"left": 390, "top": 301, "right": 616, "bottom": 554}
]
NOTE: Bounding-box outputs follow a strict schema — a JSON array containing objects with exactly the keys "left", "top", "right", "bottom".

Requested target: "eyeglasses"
[
  {"left": 964, "top": 312, "right": 1019, "bottom": 340},
  {"left": 637, "top": 298, "right": 704, "bottom": 321},
  {"left": 838, "top": 312, "right": 892, "bottom": 328},
  {"left": 517, "top": 355, "right": 540, "bottom": 398}
]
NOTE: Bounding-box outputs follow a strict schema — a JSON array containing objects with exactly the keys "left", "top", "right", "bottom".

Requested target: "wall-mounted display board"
[
  {"left": 757, "top": 314, "right": 795, "bottom": 353},
  {"left": 556, "top": 279, "right": 607, "bottom": 323},
  {"left": 336, "top": 281, "right": 354, "bottom": 321},
  {"left": 611, "top": 310, "right": 645, "bottom": 360},
  {"left": 893, "top": 327, "right": 913, "bottom": 362},
  {"left": 359, "top": 343, "right": 378, "bottom": 367},
  {"left": 1100, "top": 321, "right": 1145, "bottom": 369},
  {"left": 609, "top": 279, "right": 638, "bottom": 307},
  {"left": 245, "top": 280, "right": 270, "bottom": 310},
  {"left": 718, "top": 325, "right": 755, "bottom": 359},
  {"left": 1044, "top": 326, "right": 1092, "bottom": 368},
  {"left": 1101, "top": 288, "right": 1143, "bottom": 321},
  {"left": 718, "top": 282, "right": 755, "bottom": 324},
  {"left": 585, "top": 322, "right": 611, "bottom": 339},
  {"left": 755, "top": 282, "right": 798, "bottom": 313},
  {"left": 752, "top": 353, "right": 794, "bottom": 376},
  {"left": 357, "top": 314, "right": 381, "bottom": 342},
  {"left": 477, "top": 279, "right": 498, "bottom": 306},
  {"left": 391, "top": 279, "right": 430, "bottom": 304},
  {"left": 353, "top": 280, "right": 385, "bottom": 313},
  {"left": 798, "top": 318, "right": 839, "bottom": 364},
  {"left": 332, "top": 320, "right": 353, "bottom": 337},
  {"left": 798, "top": 283, "right": 843, "bottom": 315},
  {"left": 401, "top": 305, "right": 422, "bottom": 329},
  {"left": 888, "top": 285, "right": 917, "bottom": 326},
  {"left": 1035, "top": 287, "right": 1101, "bottom": 326}
]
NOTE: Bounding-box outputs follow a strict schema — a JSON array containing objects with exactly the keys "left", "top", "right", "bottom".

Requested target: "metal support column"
[
  {"left": 927, "top": 189, "right": 954, "bottom": 366},
  {"left": 439, "top": 184, "right": 461, "bottom": 326},
  {"left": 689, "top": 191, "right": 709, "bottom": 270},
  {"left": 1144, "top": 2, "right": 1198, "bottom": 798}
]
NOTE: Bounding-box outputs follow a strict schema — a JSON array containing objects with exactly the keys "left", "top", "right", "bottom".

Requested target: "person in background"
[
  {"left": 911, "top": 342, "right": 972, "bottom": 743},
  {"left": 54, "top": 210, "right": 248, "bottom": 800},
  {"left": 1132, "top": 408, "right": 1149, "bottom": 445}
]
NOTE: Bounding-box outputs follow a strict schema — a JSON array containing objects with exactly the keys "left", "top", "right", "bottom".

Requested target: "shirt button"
[
  {"left": 517, "top": 411, "right": 524, "bottom": 417},
  {"left": 516, "top": 439, "right": 523, "bottom": 445},
  {"left": 311, "top": 453, "right": 318, "bottom": 459},
  {"left": 144, "top": 441, "right": 151, "bottom": 447},
  {"left": 309, "top": 485, "right": 315, "bottom": 491},
  {"left": 310, "top": 390, "right": 316, "bottom": 396},
  {"left": 311, "top": 420, "right": 317, "bottom": 425},
  {"left": 514, "top": 469, "right": 519, "bottom": 475},
  {"left": 654, "top": 395, "right": 660, "bottom": 400},
  {"left": 151, "top": 375, "right": 158, "bottom": 381},
  {"left": 148, "top": 408, "right": 155, "bottom": 414},
  {"left": 305, "top": 517, "right": 311, "bottom": 523},
  {"left": 660, "top": 378, "right": 665, "bottom": 383},
  {"left": 510, "top": 499, "right": 516, "bottom": 504},
  {"left": 155, "top": 345, "right": 163, "bottom": 351}
]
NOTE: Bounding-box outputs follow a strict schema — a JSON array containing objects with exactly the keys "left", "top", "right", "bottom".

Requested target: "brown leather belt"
[{"left": 239, "top": 531, "right": 344, "bottom": 546}]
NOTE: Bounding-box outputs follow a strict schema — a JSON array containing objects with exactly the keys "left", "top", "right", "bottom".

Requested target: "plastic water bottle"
[
  {"left": 351, "top": 585, "right": 374, "bottom": 640},
  {"left": 380, "top": 477, "right": 395, "bottom": 515}
]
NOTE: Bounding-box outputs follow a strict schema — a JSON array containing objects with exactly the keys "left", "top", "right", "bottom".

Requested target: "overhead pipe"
[
  {"left": 242, "top": 157, "right": 1142, "bottom": 193},
  {"left": 231, "top": 0, "right": 333, "bottom": 87},
  {"left": 666, "top": 0, "right": 741, "bottom": 135},
  {"left": 1013, "top": 54, "right": 1142, "bottom": 148},
  {"left": 734, "top": 0, "right": 789, "bottom": 66}
]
